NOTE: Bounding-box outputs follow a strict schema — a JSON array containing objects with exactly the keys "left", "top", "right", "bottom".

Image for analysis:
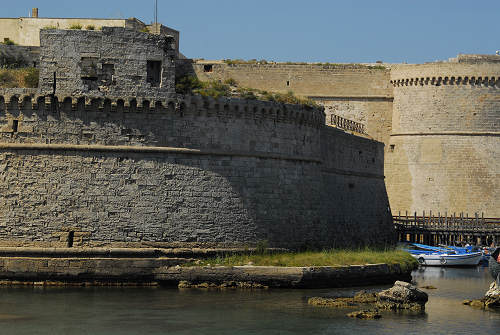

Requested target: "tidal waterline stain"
[{"left": 0, "top": 267, "right": 498, "bottom": 335}]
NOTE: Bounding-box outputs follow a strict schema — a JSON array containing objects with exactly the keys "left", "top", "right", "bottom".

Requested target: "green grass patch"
[
  {"left": 69, "top": 24, "right": 82, "bottom": 30},
  {"left": 85, "top": 25, "right": 95, "bottom": 30},
  {"left": 175, "top": 75, "right": 319, "bottom": 108},
  {"left": 42, "top": 25, "right": 58, "bottom": 30},
  {"left": 0, "top": 68, "right": 39, "bottom": 88},
  {"left": 1, "top": 38, "right": 16, "bottom": 45},
  {"left": 188, "top": 248, "right": 418, "bottom": 272}
]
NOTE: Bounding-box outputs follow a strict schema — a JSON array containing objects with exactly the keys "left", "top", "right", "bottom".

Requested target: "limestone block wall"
[
  {"left": 39, "top": 28, "right": 177, "bottom": 98},
  {"left": 318, "top": 98, "right": 393, "bottom": 144},
  {"left": 320, "top": 127, "right": 393, "bottom": 246},
  {"left": 182, "top": 61, "right": 394, "bottom": 143},
  {"left": 0, "top": 91, "right": 393, "bottom": 249},
  {"left": 386, "top": 61, "right": 500, "bottom": 216},
  {"left": 0, "top": 18, "right": 129, "bottom": 46}
]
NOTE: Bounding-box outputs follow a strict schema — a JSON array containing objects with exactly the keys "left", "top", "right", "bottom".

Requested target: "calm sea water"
[{"left": 0, "top": 267, "right": 498, "bottom": 335}]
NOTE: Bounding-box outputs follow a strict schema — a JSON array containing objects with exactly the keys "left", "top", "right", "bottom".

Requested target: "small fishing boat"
[{"left": 405, "top": 243, "right": 483, "bottom": 266}]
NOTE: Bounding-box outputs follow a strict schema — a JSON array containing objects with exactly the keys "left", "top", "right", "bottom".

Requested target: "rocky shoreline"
[{"left": 308, "top": 281, "right": 429, "bottom": 319}]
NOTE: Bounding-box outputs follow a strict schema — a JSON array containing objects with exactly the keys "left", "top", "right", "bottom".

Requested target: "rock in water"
[
  {"left": 485, "top": 281, "right": 500, "bottom": 298},
  {"left": 346, "top": 310, "right": 381, "bottom": 319},
  {"left": 376, "top": 281, "right": 428, "bottom": 311}
]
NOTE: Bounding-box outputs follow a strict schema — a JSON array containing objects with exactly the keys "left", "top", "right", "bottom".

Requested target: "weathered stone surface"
[
  {"left": 485, "top": 281, "right": 500, "bottom": 298},
  {"left": 158, "top": 264, "right": 411, "bottom": 289},
  {"left": 308, "top": 297, "right": 356, "bottom": 308},
  {"left": 346, "top": 310, "right": 381, "bottom": 319},
  {"left": 376, "top": 281, "right": 428, "bottom": 311},
  {"left": 0, "top": 87, "right": 393, "bottom": 250},
  {"left": 464, "top": 281, "right": 500, "bottom": 310},
  {"left": 178, "top": 280, "right": 268, "bottom": 289},
  {"left": 353, "top": 290, "right": 378, "bottom": 303},
  {"left": 39, "top": 27, "right": 177, "bottom": 98}
]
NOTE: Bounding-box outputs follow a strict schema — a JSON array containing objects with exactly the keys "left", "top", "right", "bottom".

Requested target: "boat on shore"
[{"left": 405, "top": 243, "right": 483, "bottom": 266}]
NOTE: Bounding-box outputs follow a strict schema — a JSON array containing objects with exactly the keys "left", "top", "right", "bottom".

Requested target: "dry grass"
[
  {"left": 190, "top": 249, "right": 418, "bottom": 272},
  {"left": 0, "top": 68, "right": 39, "bottom": 88},
  {"left": 176, "top": 76, "right": 319, "bottom": 108}
]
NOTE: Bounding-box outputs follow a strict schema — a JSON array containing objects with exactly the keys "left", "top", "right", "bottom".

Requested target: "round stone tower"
[{"left": 386, "top": 55, "right": 500, "bottom": 217}]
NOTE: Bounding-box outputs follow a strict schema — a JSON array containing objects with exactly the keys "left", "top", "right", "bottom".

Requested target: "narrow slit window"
[
  {"left": 286, "top": 81, "right": 290, "bottom": 86},
  {"left": 147, "top": 60, "right": 162, "bottom": 87},
  {"left": 12, "top": 120, "right": 18, "bottom": 132},
  {"left": 67, "top": 231, "right": 74, "bottom": 248}
]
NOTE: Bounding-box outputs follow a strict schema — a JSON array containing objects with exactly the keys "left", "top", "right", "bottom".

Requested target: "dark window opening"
[
  {"left": 203, "top": 64, "right": 213, "bottom": 72},
  {"left": 147, "top": 60, "right": 162, "bottom": 87},
  {"left": 80, "top": 57, "right": 99, "bottom": 90},
  {"left": 12, "top": 120, "right": 18, "bottom": 132},
  {"left": 390, "top": 144, "right": 395, "bottom": 152},
  {"left": 67, "top": 231, "right": 74, "bottom": 248},
  {"left": 286, "top": 81, "right": 290, "bottom": 86},
  {"left": 80, "top": 57, "right": 98, "bottom": 79},
  {"left": 100, "top": 63, "right": 115, "bottom": 85}
]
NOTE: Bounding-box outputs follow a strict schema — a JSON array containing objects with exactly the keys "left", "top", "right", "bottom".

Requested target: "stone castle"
[{"left": 0, "top": 10, "right": 497, "bottom": 250}]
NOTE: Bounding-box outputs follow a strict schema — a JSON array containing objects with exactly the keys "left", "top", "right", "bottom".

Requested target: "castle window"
[
  {"left": 147, "top": 60, "right": 162, "bottom": 87},
  {"left": 286, "top": 81, "right": 290, "bottom": 86},
  {"left": 203, "top": 64, "right": 213, "bottom": 72},
  {"left": 81, "top": 57, "right": 99, "bottom": 90},
  {"left": 80, "top": 57, "right": 98, "bottom": 79},
  {"left": 67, "top": 231, "right": 74, "bottom": 248},
  {"left": 12, "top": 119, "right": 18, "bottom": 132},
  {"left": 390, "top": 144, "right": 395, "bottom": 152},
  {"left": 101, "top": 63, "right": 115, "bottom": 85}
]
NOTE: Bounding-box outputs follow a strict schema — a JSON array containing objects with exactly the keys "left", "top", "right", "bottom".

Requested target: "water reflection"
[{"left": 0, "top": 267, "right": 497, "bottom": 335}]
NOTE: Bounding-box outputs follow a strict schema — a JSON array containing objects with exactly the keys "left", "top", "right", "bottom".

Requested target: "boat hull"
[{"left": 411, "top": 252, "right": 482, "bottom": 266}]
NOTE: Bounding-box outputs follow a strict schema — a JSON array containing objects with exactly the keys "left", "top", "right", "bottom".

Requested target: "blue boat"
[{"left": 404, "top": 243, "right": 483, "bottom": 266}]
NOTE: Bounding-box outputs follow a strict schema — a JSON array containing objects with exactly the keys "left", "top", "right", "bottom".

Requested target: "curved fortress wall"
[
  {"left": 0, "top": 92, "right": 393, "bottom": 249},
  {"left": 182, "top": 61, "right": 394, "bottom": 144},
  {"left": 387, "top": 59, "right": 500, "bottom": 216}
]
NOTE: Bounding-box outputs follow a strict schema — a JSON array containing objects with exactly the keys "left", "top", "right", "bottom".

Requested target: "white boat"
[{"left": 411, "top": 251, "right": 483, "bottom": 266}]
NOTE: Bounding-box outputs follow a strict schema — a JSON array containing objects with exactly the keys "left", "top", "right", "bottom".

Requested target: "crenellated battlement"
[
  {"left": 390, "top": 75, "right": 500, "bottom": 87},
  {"left": 0, "top": 94, "right": 326, "bottom": 128}
]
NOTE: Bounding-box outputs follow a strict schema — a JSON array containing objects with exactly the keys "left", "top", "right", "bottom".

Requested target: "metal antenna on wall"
[{"left": 155, "top": 0, "right": 158, "bottom": 25}]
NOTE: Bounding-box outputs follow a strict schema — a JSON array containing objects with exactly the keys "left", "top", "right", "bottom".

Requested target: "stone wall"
[
  {"left": 182, "top": 61, "right": 394, "bottom": 144},
  {"left": 0, "top": 17, "right": 130, "bottom": 47},
  {"left": 386, "top": 60, "right": 500, "bottom": 216},
  {"left": 0, "top": 91, "right": 393, "bottom": 249},
  {"left": 39, "top": 28, "right": 177, "bottom": 98}
]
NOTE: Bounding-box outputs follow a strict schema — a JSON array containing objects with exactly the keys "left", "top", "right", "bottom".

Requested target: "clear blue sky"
[{"left": 4, "top": 0, "right": 499, "bottom": 63}]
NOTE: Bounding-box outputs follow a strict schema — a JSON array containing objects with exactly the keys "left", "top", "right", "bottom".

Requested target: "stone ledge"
[
  {"left": 0, "top": 254, "right": 413, "bottom": 287},
  {"left": 0, "top": 143, "right": 322, "bottom": 163},
  {"left": 157, "top": 264, "right": 412, "bottom": 288},
  {"left": 0, "top": 247, "right": 285, "bottom": 258}
]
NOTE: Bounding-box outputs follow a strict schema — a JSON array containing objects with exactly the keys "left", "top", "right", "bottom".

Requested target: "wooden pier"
[{"left": 394, "top": 211, "right": 500, "bottom": 246}]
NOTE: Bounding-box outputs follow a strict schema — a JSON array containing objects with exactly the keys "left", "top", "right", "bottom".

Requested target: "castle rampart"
[
  {"left": 182, "top": 61, "right": 394, "bottom": 145},
  {"left": 386, "top": 60, "right": 500, "bottom": 217},
  {"left": 0, "top": 89, "right": 393, "bottom": 249}
]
